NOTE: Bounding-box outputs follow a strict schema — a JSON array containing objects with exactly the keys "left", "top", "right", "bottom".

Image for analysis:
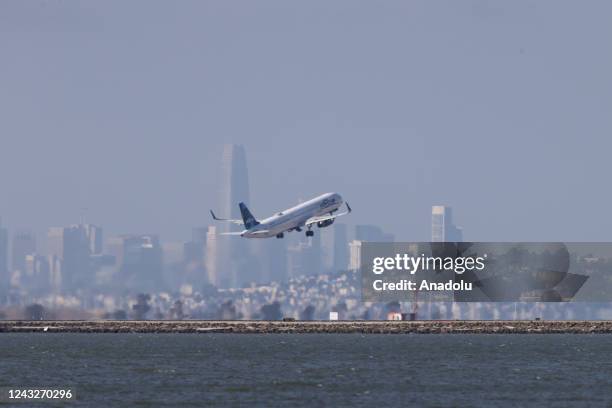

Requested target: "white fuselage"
[{"left": 241, "top": 193, "right": 343, "bottom": 238}]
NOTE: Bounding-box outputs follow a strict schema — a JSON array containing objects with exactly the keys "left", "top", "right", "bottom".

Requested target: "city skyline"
[
  {"left": 2, "top": 144, "right": 610, "bottom": 325},
  {"left": 0, "top": 142, "right": 462, "bottom": 245},
  {"left": 2, "top": 1, "right": 612, "bottom": 243},
  {"left": 3, "top": 5, "right": 612, "bottom": 406},
  {"left": 0, "top": 142, "right": 430, "bottom": 260},
  {"left": 0, "top": 144, "right": 400, "bottom": 299}
]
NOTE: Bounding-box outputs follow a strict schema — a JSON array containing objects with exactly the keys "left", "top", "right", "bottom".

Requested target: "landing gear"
[
  {"left": 295, "top": 227, "right": 302, "bottom": 232},
  {"left": 305, "top": 230, "right": 314, "bottom": 237},
  {"left": 276, "top": 233, "right": 284, "bottom": 239}
]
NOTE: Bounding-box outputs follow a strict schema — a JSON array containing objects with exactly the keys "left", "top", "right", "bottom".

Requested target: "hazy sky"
[{"left": 1, "top": 1, "right": 611, "bottom": 243}]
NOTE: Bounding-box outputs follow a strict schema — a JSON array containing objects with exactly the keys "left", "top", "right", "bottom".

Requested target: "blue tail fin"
[{"left": 239, "top": 202, "right": 259, "bottom": 229}]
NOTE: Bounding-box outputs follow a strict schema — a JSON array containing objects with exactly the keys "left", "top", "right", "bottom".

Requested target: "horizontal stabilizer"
[{"left": 210, "top": 210, "right": 244, "bottom": 225}]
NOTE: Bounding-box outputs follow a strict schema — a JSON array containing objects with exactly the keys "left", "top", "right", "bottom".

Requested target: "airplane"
[{"left": 210, "top": 192, "right": 351, "bottom": 239}]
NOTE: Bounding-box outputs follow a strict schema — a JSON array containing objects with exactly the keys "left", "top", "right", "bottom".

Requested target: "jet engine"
[{"left": 317, "top": 219, "right": 334, "bottom": 228}]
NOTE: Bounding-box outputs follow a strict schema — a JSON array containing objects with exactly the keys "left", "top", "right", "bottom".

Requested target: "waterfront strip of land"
[{"left": 1, "top": 320, "right": 612, "bottom": 334}]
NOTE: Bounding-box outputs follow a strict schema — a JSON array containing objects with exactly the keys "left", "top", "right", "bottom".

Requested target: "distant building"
[
  {"left": 192, "top": 227, "right": 208, "bottom": 244},
  {"left": 12, "top": 230, "right": 36, "bottom": 273},
  {"left": 184, "top": 227, "right": 207, "bottom": 264},
  {"left": 355, "top": 225, "right": 383, "bottom": 242},
  {"left": 286, "top": 243, "right": 306, "bottom": 280},
  {"left": 62, "top": 225, "right": 93, "bottom": 291},
  {"left": 84, "top": 224, "right": 103, "bottom": 255},
  {"left": 162, "top": 242, "right": 184, "bottom": 266},
  {"left": 348, "top": 240, "right": 362, "bottom": 271},
  {"left": 178, "top": 227, "right": 208, "bottom": 292},
  {"left": 163, "top": 241, "right": 188, "bottom": 290},
  {"left": 431, "top": 206, "right": 463, "bottom": 242},
  {"left": 205, "top": 226, "right": 219, "bottom": 286},
  {"left": 220, "top": 144, "right": 250, "bottom": 227},
  {"left": 333, "top": 223, "right": 349, "bottom": 273},
  {"left": 305, "top": 231, "right": 322, "bottom": 276},
  {"left": 322, "top": 223, "right": 349, "bottom": 274},
  {"left": 24, "top": 254, "right": 50, "bottom": 294},
  {"left": 48, "top": 255, "right": 62, "bottom": 293},
  {"left": 47, "top": 227, "right": 64, "bottom": 259},
  {"left": 107, "top": 234, "right": 163, "bottom": 291},
  {"left": 355, "top": 225, "right": 395, "bottom": 243},
  {"left": 218, "top": 144, "right": 254, "bottom": 287},
  {"left": 252, "top": 238, "right": 287, "bottom": 284},
  {"left": 46, "top": 224, "right": 104, "bottom": 293},
  {"left": 287, "top": 233, "right": 322, "bottom": 280}
]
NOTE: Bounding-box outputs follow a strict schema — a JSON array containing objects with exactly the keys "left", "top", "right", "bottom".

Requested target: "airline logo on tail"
[{"left": 239, "top": 202, "right": 259, "bottom": 229}]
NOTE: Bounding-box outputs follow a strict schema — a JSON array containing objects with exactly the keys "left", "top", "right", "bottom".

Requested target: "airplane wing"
[
  {"left": 248, "top": 230, "right": 271, "bottom": 236},
  {"left": 210, "top": 210, "right": 244, "bottom": 225},
  {"left": 220, "top": 230, "right": 270, "bottom": 236},
  {"left": 304, "top": 202, "right": 352, "bottom": 228}
]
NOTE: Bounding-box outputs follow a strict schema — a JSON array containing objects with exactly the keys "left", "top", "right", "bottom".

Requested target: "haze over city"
[
  {"left": 2, "top": 0, "right": 612, "bottom": 244},
  {"left": 2, "top": 3, "right": 612, "bottom": 406}
]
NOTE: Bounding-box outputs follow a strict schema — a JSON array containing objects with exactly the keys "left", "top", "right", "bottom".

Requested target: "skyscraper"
[
  {"left": 355, "top": 225, "right": 394, "bottom": 243},
  {"left": 24, "top": 254, "right": 50, "bottom": 294},
  {"left": 47, "top": 224, "right": 101, "bottom": 293},
  {"left": 218, "top": 144, "right": 252, "bottom": 287},
  {"left": 180, "top": 227, "right": 208, "bottom": 291},
  {"left": 62, "top": 225, "right": 92, "bottom": 292},
  {"left": 12, "top": 230, "right": 36, "bottom": 273},
  {"left": 84, "top": 224, "right": 103, "bottom": 255},
  {"left": 333, "top": 223, "right": 349, "bottom": 273},
  {"left": 107, "top": 234, "right": 163, "bottom": 292},
  {"left": 348, "top": 240, "right": 362, "bottom": 271},
  {"left": 355, "top": 225, "right": 383, "bottom": 242},
  {"left": 205, "top": 226, "right": 219, "bottom": 286},
  {"left": 220, "top": 144, "right": 250, "bottom": 222},
  {"left": 286, "top": 234, "right": 322, "bottom": 280},
  {"left": 286, "top": 243, "right": 306, "bottom": 280},
  {"left": 320, "top": 223, "right": 350, "bottom": 274},
  {"left": 48, "top": 254, "right": 62, "bottom": 294},
  {"left": 184, "top": 227, "right": 207, "bottom": 264},
  {"left": 253, "top": 238, "right": 287, "bottom": 283},
  {"left": 431, "top": 206, "right": 463, "bottom": 242}
]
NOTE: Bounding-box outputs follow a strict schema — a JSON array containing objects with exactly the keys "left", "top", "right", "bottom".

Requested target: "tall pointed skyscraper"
[
  {"left": 216, "top": 144, "right": 252, "bottom": 287},
  {"left": 220, "top": 144, "right": 250, "bottom": 221}
]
